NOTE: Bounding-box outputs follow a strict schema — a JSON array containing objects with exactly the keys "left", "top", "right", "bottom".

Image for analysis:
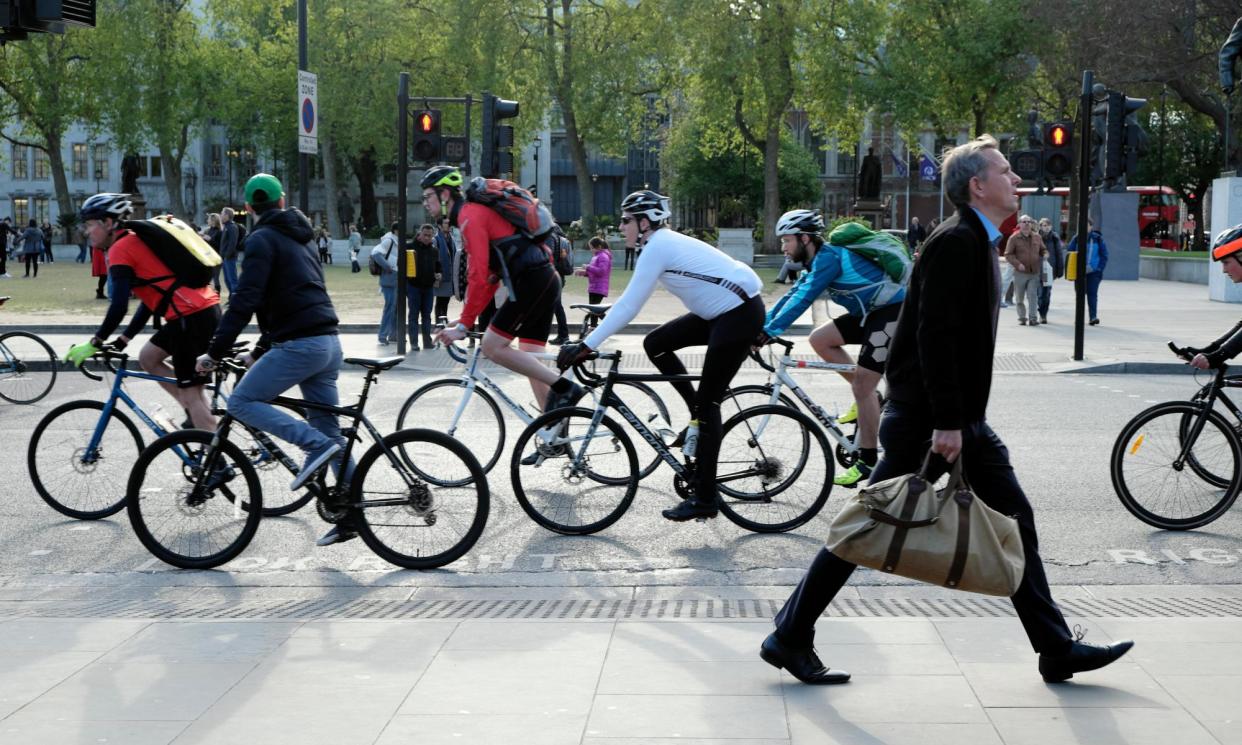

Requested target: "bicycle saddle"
[
  {"left": 344, "top": 356, "right": 405, "bottom": 371},
  {"left": 569, "top": 303, "right": 612, "bottom": 317}
]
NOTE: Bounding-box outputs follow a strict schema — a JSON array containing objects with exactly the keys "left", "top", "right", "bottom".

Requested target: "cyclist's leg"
[
  {"left": 482, "top": 267, "right": 562, "bottom": 405},
  {"left": 807, "top": 319, "right": 856, "bottom": 383},
  {"left": 693, "top": 296, "right": 765, "bottom": 503},
  {"left": 169, "top": 306, "right": 221, "bottom": 429},
  {"left": 843, "top": 303, "right": 900, "bottom": 453},
  {"left": 294, "top": 335, "right": 352, "bottom": 481},
  {"left": 228, "top": 337, "right": 338, "bottom": 452},
  {"left": 643, "top": 312, "right": 711, "bottom": 416}
]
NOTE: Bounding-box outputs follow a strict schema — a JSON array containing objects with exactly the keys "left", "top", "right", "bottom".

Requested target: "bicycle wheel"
[
  {"left": 584, "top": 380, "right": 670, "bottom": 481},
  {"left": 716, "top": 404, "right": 833, "bottom": 533},
  {"left": 28, "top": 399, "right": 144, "bottom": 519},
  {"left": 126, "top": 430, "right": 262, "bottom": 569},
  {"left": 1184, "top": 388, "right": 1235, "bottom": 488},
  {"left": 237, "top": 402, "right": 318, "bottom": 517},
  {"left": 0, "top": 331, "right": 58, "bottom": 404},
  {"left": 511, "top": 407, "right": 638, "bottom": 535},
  {"left": 352, "top": 429, "right": 489, "bottom": 569},
  {"left": 1111, "top": 401, "right": 1242, "bottom": 530},
  {"left": 397, "top": 378, "right": 504, "bottom": 477},
  {"left": 720, "top": 384, "right": 797, "bottom": 417}
]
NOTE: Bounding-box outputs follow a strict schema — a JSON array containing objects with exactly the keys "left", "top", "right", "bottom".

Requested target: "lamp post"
[
  {"left": 532, "top": 139, "right": 541, "bottom": 197},
  {"left": 591, "top": 173, "right": 599, "bottom": 223},
  {"left": 227, "top": 147, "right": 239, "bottom": 205},
  {"left": 94, "top": 167, "right": 101, "bottom": 194},
  {"left": 184, "top": 168, "right": 197, "bottom": 221}
]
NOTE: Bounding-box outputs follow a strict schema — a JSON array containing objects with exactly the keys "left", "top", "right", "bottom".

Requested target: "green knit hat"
[{"left": 244, "top": 173, "right": 284, "bottom": 206}]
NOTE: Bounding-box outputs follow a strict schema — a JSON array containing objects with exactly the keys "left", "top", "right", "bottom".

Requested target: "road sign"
[{"left": 298, "top": 70, "right": 318, "bottom": 155}]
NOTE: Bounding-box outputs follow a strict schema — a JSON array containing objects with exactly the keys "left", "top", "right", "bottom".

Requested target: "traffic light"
[
  {"left": 1101, "top": 91, "right": 1147, "bottom": 185},
  {"left": 1, "top": 0, "right": 95, "bottom": 41},
  {"left": 1042, "top": 121, "right": 1073, "bottom": 181},
  {"left": 411, "top": 109, "right": 442, "bottom": 162},
  {"left": 1010, "top": 149, "right": 1043, "bottom": 182},
  {"left": 480, "top": 92, "right": 519, "bottom": 178}
]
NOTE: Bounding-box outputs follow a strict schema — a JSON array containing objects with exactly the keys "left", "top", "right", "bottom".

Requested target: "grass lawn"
[
  {"left": 1141, "top": 249, "right": 1207, "bottom": 259},
  {"left": 0, "top": 258, "right": 791, "bottom": 323}
]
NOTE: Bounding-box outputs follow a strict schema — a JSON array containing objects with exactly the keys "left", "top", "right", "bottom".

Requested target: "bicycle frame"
[{"left": 752, "top": 348, "right": 858, "bottom": 452}]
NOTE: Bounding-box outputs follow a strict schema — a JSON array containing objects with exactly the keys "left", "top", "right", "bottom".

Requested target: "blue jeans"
[
  {"left": 1085, "top": 272, "right": 1102, "bottom": 321},
  {"left": 406, "top": 284, "right": 435, "bottom": 346},
  {"left": 378, "top": 285, "right": 397, "bottom": 342},
  {"left": 222, "top": 257, "right": 239, "bottom": 294},
  {"left": 228, "top": 334, "right": 343, "bottom": 456}
]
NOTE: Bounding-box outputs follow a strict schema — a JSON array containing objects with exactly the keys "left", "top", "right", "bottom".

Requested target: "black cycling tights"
[{"left": 642, "top": 294, "right": 764, "bottom": 503}]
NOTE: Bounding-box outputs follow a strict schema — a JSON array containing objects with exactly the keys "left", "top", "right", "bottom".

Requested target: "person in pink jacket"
[{"left": 577, "top": 236, "right": 612, "bottom": 297}]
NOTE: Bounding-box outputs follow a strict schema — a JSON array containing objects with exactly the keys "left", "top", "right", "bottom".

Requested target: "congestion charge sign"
[{"left": 297, "top": 70, "right": 318, "bottom": 155}]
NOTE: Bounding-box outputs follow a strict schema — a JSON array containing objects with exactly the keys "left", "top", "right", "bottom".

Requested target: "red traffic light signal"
[
  {"left": 418, "top": 111, "right": 436, "bottom": 133},
  {"left": 1046, "top": 123, "right": 1069, "bottom": 148},
  {"left": 411, "top": 109, "right": 442, "bottom": 162},
  {"left": 1042, "top": 120, "right": 1074, "bottom": 181}
]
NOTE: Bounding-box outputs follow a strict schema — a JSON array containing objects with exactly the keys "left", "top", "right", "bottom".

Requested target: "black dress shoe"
[
  {"left": 662, "top": 498, "right": 718, "bottom": 521},
  {"left": 1038, "top": 638, "right": 1134, "bottom": 682},
  {"left": 759, "top": 632, "right": 851, "bottom": 685}
]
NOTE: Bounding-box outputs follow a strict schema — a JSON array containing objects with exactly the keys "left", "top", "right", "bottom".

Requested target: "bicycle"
[
  {"left": 0, "top": 327, "right": 58, "bottom": 404},
  {"left": 509, "top": 349, "right": 834, "bottom": 535},
  {"left": 1110, "top": 341, "right": 1242, "bottom": 530},
  {"left": 28, "top": 343, "right": 315, "bottom": 520},
  {"left": 125, "top": 352, "right": 489, "bottom": 570},
  {"left": 396, "top": 304, "right": 671, "bottom": 483},
  {"left": 721, "top": 337, "right": 865, "bottom": 469}
]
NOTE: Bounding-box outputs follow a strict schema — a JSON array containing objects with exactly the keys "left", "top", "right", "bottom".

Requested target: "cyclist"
[
  {"left": 1190, "top": 224, "right": 1242, "bottom": 370},
  {"left": 194, "top": 174, "right": 353, "bottom": 547},
  {"left": 66, "top": 193, "right": 221, "bottom": 430},
  {"left": 760, "top": 210, "right": 906, "bottom": 487},
  {"left": 424, "top": 165, "right": 582, "bottom": 412},
  {"left": 557, "top": 190, "right": 764, "bottom": 522}
]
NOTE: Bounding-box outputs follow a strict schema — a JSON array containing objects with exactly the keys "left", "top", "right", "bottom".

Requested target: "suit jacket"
[
  {"left": 885, "top": 207, "right": 999, "bottom": 431},
  {"left": 219, "top": 221, "right": 240, "bottom": 260}
]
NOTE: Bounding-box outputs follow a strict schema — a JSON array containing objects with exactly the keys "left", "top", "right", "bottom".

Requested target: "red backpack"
[{"left": 463, "top": 178, "right": 555, "bottom": 240}]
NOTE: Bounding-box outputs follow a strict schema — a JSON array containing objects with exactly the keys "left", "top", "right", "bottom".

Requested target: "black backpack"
[{"left": 553, "top": 235, "right": 574, "bottom": 276}]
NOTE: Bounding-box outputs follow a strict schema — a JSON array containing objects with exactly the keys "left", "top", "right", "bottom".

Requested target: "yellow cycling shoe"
[
  {"left": 833, "top": 462, "right": 872, "bottom": 488},
  {"left": 838, "top": 402, "right": 859, "bottom": 425}
]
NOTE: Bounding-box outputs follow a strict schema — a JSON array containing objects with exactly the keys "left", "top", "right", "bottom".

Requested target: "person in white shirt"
[{"left": 557, "top": 190, "right": 765, "bottom": 521}]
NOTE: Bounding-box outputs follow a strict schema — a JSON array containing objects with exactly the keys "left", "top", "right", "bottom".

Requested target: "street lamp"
[
  {"left": 94, "top": 167, "right": 101, "bottom": 194},
  {"left": 532, "top": 139, "right": 541, "bottom": 197},
  {"left": 227, "top": 147, "right": 239, "bottom": 205}
]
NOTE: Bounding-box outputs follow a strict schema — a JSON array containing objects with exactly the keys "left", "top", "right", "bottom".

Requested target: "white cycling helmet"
[
  {"left": 775, "top": 209, "right": 824, "bottom": 237},
  {"left": 79, "top": 193, "right": 133, "bottom": 222},
  {"left": 620, "top": 190, "right": 672, "bottom": 224}
]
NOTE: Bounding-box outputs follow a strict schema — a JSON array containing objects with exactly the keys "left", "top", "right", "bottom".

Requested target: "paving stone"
[{"left": 586, "top": 694, "right": 787, "bottom": 739}]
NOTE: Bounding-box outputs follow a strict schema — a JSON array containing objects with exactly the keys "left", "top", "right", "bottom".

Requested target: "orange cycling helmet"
[{"left": 1212, "top": 224, "right": 1242, "bottom": 261}]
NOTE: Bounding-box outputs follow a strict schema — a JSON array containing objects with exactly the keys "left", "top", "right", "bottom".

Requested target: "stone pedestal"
[
  {"left": 1092, "top": 190, "right": 1140, "bottom": 280},
  {"left": 1019, "top": 194, "right": 1061, "bottom": 229},
  {"left": 1209, "top": 175, "right": 1242, "bottom": 302},
  {"left": 129, "top": 193, "right": 148, "bottom": 220},
  {"left": 852, "top": 198, "right": 887, "bottom": 230},
  {"left": 716, "top": 228, "right": 754, "bottom": 264}
]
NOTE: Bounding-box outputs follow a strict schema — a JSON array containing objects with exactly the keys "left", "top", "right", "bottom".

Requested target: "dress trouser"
[
  {"left": 1012, "top": 271, "right": 1040, "bottom": 322},
  {"left": 774, "top": 400, "right": 1073, "bottom": 655},
  {"left": 552, "top": 275, "right": 568, "bottom": 338},
  {"left": 642, "top": 294, "right": 764, "bottom": 504}
]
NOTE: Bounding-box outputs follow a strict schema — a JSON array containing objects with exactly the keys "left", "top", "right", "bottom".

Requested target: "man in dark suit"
[{"left": 759, "top": 135, "right": 1134, "bottom": 686}]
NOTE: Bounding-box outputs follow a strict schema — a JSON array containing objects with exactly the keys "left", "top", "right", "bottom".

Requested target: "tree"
[
  {"left": 1136, "top": 105, "right": 1221, "bottom": 249},
  {"left": 0, "top": 30, "right": 95, "bottom": 224}
]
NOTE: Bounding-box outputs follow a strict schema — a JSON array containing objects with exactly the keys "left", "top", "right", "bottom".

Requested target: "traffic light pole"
[
  {"left": 396, "top": 73, "right": 410, "bottom": 356},
  {"left": 1073, "top": 70, "right": 1094, "bottom": 362}
]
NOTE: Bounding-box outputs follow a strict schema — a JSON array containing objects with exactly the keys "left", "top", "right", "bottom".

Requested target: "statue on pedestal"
[
  {"left": 120, "top": 153, "right": 142, "bottom": 195},
  {"left": 858, "top": 147, "right": 882, "bottom": 201}
]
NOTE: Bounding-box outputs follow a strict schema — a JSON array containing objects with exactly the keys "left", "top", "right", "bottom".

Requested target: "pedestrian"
[
  {"left": 41, "top": 222, "right": 55, "bottom": 262},
  {"left": 404, "top": 224, "right": 441, "bottom": 351},
  {"left": 1006, "top": 214, "right": 1046, "bottom": 326},
  {"left": 761, "top": 135, "right": 1135, "bottom": 686},
  {"left": 907, "top": 215, "right": 926, "bottom": 251},
  {"left": 576, "top": 236, "right": 612, "bottom": 320},
  {"left": 0, "top": 216, "right": 14, "bottom": 277},
  {"left": 1037, "top": 217, "right": 1063, "bottom": 323},
  {"left": 218, "top": 207, "right": 241, "bottom": 295},
  {"left": 20, "top": 219, "right": 43, "bottom": 278},
  {"left": 372, "top": 221, "right": 400, "bottom": 345},
  {"left": 75, "top": 224, "right": 89, "bottom": 263},
  {"left": 433, "top": 216, "right": 455, "bottom": 322},
  {"left": 348, "top": 223, "right": 362, "bottom": 273},
  {"left": 623, "top": 235, "right": 636, "bottom": 271},
  {"left": 316, "top": 227, "right": 332, "bottom": 264},
  {"left": 549, "top": 225, "right": 574, "bottom": 344},
  {"left": 1066, "top": 218, "right": 1108, "bottom": 325},
  {"left": 1181, "top": 214, "right": 1195, "bottom": 251}
]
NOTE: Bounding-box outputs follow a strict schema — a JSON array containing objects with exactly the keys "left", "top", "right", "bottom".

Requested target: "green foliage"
[{"left": 827, "top": 215, "right": 872, "bottom": 233}]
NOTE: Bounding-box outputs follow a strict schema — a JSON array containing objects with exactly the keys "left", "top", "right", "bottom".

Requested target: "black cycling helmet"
[
  {"left": 1212, "top": 224, "right": 1242, "bottom": 262},
  {"left": 620, "top": 190, "right": 671, "bottom": 224},
  {"left": 420, "top": 165, "right": 463, "bottom": 191},
  {"left": 775, "top": 209, "right": 824, "bottom": 237},
  {"left": 79, "top": 193, "right": 133, "bottom": 222}
]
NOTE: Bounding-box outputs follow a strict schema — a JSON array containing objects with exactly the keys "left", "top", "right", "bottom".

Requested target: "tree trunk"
[
  {"left": 322, "top": 134, "right": 341, "bottom": 237},
  {"left": 762, "top": 123, "right": 781, "bottom": 254},
  {"left": 565, "top": 112, "right": 594, "bottom": 224},
  {"left": 353, "top": 148, "right": 379, "bottom": 231},
  {"left": 159, "top": 146, "right": 187, "bottom": 220},
  {"left": 43, "top": 131, "right": 74, "bottom": 228}
]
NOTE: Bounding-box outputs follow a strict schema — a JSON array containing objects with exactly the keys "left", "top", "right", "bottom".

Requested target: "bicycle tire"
[
  {"left": 1184, "top": 388, "right": 1235, "bottom": 488},
  {"left": 397, "top": 378, "right": 505, "bottom": 478},
  {"left": 352, "top": 429, "right": 490, "bottom": 569},
  {"left": 716, "top": 404, "right": 833, "bottom": 533},
  {"left": 126, "top": 430, "right": 262, "bottom": 569},
  {"left": 720, "top": 383, "right": 798, "bottom": 416},
  {"left": 1111, "top": 401, "right": 1242, "bottom": 530},
  {"left": 0, "top": 331, "right": 58, "bottom": 404},
  {"left": 240, "top": 401, "right": 319, "bottom": 517},
  {"left": 28, "top": 399, "right": 144, "bottom": 520},
  {"left": 511, "top": 406, "right": 638, "bottom": 535},
  {"left": 583, "top": 380, "right": 670, "bottom": 482}
]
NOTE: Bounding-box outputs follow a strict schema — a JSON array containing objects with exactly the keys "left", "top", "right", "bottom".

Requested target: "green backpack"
[{"left": 826, "top": 221, "right": 913, "bottom": 312}]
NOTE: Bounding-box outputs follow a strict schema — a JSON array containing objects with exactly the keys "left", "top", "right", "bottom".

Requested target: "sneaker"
[
  {"left": 1000, "top": 301, "right": 1011, "bottom": 308},
  {"left": 1039, "top": 315, "right": 1048, "bottom": 324},
  {"left": 543, "top": 380, "right": 585, "bottom": 413},
  {"left": 378, "top": 338, "right": 390, "bottom": 345},
  {"left": 1089, "top": 318, "right": 1100, "bottom": 326},
  {"left": 833, "top": 462, "right": 873, "bottom": 488},
  {"left": 290, "top": 442, "right": 342, "bottom": 491},
  {"left": 1028, "top": 318, "right": 1040, "bottom": 326},
  {"left": 316, "top": 522, "right": 359, "bottom": 547},
  {"left": 662, "top": 498, "right": 718, "bottom": 521},
  {"left": 549, "top": 336, "right": 570, "bottom": 345},
  {"left": 1018, "top": 318, "right": 1027, "bottom": 326}
]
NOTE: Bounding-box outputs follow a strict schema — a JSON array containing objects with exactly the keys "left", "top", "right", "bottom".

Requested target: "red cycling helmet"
[{"left": 1212, "top": 224, "right": 1242, "bottom": 261}]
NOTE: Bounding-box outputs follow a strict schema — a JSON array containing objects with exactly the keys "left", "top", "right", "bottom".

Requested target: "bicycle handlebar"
[
  {"left": 78, "top": 343, "right": 126, "bottom": 381},
  {"left": 749, "top": 336, "right": 793, "bottom": 373}
]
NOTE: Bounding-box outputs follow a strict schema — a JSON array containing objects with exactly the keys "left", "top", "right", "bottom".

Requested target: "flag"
[
  {"left": 919, "top": 154, "right": 939, "bottom": 182},
  {"left": 890, "top": 153, "right": 908, "bottom": 178}
]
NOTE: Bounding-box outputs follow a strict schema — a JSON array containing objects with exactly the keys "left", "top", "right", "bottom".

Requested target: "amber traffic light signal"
[
  {"left": 411, "top": 109, "right": 442, "bottom": 162},
  {"left": 1042, "top": 121, "right": 1073, "bottom": 181}
]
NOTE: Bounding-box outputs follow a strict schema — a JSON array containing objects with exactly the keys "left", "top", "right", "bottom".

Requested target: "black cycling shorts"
[
  {"left": 148, "top": 305, "right": 222, "bottom": 388},
  {"left": 489, "top": 264, "right": 561, "bottom": 347},
  {"left": 832, "top": 302, "right": 902, "bottom": 374}
]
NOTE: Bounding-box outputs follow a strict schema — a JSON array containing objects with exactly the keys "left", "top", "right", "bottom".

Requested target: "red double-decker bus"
[{"left": 1016, "top": 185, "right": 1183, "bottom": 249}]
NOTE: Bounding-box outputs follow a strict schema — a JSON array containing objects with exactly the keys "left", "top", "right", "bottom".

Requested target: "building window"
[
  {"left": 148, "top": 156, "right": 161, "bottom": 178},
  {"left": 12, "top": 145, "right": 29, "bottom": 179},
  {"left": 93, "top": 144, "right": 109, "bottom": 181},
  {"left": 837, "top": 148, "right": 857, "bottom": 177},
  {"left": 33, "top": 197, "right": 50, "bottom": 225},
  {"left": 210, "top": 145, "right": 223, "bottom": 178},
  {"left": 72, "top": 143, "right": 88, "bottom": 179},
  {"left": 33, "top": 149, "right": 50, "bottom": 179},
  {"left": 12, "top": 197, "right": 29, "bottom": 225}
]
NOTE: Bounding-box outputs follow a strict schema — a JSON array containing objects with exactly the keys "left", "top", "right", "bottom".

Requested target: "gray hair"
[{"left": 942, "top": 135, "right": 1000, "bottom": 207}]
